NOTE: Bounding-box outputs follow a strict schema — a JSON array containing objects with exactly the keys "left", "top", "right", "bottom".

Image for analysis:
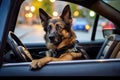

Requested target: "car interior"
[
  {"left": 96, "top": 34, "right": 120, "bottom": 59},
  {"left": 1, "top": 0, "right": 120, "bottom": 76},
  {"left": 2, "top": 0, "right": 120, "bottom": 64},
  {"left": 3, "top": 27, "right": 120, "bottom": 63}
]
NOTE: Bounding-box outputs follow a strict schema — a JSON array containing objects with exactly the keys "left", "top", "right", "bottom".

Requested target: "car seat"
[{"left": 96, "top": 34, "right": 120, "bottom": 59}]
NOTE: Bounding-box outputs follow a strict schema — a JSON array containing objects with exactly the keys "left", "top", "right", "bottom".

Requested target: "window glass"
[
  {"left": 15, "top": 0, "right": 98, "bottom": 43},
  {"left": 96, "top": 15, "right": 117, "bottom": 39},
  {"left": 103, "top": 0, "right": 120, "bottom": 11},
  {"left": 95, "top": 16, "right": 105, "bottom": 40},
  {"left": 96, "top": 0, "right": 120, "bottom": 39}
]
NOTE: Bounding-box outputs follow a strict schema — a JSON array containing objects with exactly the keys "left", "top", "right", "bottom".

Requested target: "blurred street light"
[
  {"left": 73, "top": 10, "right": 79, "bottom": 17},
  {"left": 38, "top": 0, "right": 43, "bottom": 2},
  {"left": 50, "top": 0, "right": 56, "bottom": 3},
  {"left": 89, "top": 11, "right": 95, "bottom": 17},
  {"left": 85, "top": 24, "right": 90, "bottom": 30},
  {"left": 30, "top": 6, "right": 35, "bottom": 12},
  {"left": 25, "top": 12, "right": 33, "bottom": 18},
  {"left": 25, "top": 6, "right": 30, "bottom": 11},
  {"left": 53, "top": 11, "right": 58, "bottom": 16}
]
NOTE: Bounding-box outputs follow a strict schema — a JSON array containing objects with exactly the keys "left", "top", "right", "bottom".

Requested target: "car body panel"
[
  {"left": 0, "top": 0, "right": 10, "bottom": 57},
  {"left": 0, "top": 0, "right": 24, "bottom": 60},
  {"left": 1, "top": 59, "right": 120, "bottom": 76}
]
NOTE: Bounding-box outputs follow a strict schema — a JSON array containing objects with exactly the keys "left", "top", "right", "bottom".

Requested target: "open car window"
[{"left": 14, "top": 0, "right": 104, "bottom": 44}]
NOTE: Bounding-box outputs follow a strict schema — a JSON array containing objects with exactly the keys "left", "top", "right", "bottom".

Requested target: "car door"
[{"left": 1, "top": 0, "right": 120, "bottom": 77}]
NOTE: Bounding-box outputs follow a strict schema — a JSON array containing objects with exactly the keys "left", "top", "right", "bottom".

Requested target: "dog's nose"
[{"left": 49, "top": 35, "right": 55, "bottom": 41}]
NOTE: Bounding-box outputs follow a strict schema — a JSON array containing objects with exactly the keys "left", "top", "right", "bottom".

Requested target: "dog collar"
[{"left": 46, "top": 40, "right": 81, "bottom": 58}]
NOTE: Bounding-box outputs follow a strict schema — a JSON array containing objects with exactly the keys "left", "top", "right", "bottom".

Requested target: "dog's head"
[{"left": 39, "top": 5, "right": 76, "bottom": 49}]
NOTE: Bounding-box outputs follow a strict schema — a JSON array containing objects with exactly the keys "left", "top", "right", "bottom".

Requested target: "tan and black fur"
[{"left": 30, "top": 5, "right": 82, "bottom": 69}]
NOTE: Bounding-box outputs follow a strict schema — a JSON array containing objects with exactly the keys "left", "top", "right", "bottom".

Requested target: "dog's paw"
[
  {"left": 30, "top": 59, "right": 42, "bottom": 69},
  {"left": 30, "top": 57, "right": 52, "bottom": 70}
]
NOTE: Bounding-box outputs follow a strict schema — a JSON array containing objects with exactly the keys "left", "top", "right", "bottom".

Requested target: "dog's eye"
[
  {"left": 48, "top": 25, "right": 52, "bottom": 30},
  {"left": 56, "top": 24, "right": 63, "bottom": 30}
]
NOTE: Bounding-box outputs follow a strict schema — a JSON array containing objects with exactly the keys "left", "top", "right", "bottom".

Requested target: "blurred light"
[
  {"left": 89, "top": 11, "right": 95, "bottom": 17},
  {"left": 98, "top": 59, "right": 105, "bottom": 62},
  {"left": 101, "top": 22, "right": 106, "bottom": 27},
  {"left": 25, "top": 12, "right": 33, "bottom": 18},
  {"left": 25, "top": 6, "right": 30, "bottom": 11},
  {"left": 50, "top": 0, "right": 56, "bottom": 3},
  {"left": 38, "top": 0, "right": 43, "bottom": 2},
  {"left": 73, "top": 11, "right": 79, "bottom": 17},
  {"left": 31, "top": 6, "right": 35, "bottom": 12},
  {"left": 53, "top": 11, "right": 58, "bottom": 17},
  {"left": 85, "top": 24, "right": 90, "bottom": 30}
]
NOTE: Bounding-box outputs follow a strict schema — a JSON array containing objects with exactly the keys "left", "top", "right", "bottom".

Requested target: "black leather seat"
[{"left": 96, "top": 34, "right": 120, "bottom": 59}]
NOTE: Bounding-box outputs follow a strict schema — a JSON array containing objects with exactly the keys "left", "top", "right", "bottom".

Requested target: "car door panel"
[{"left": 1, "top": 59, "right": 120, "bottom": 76}]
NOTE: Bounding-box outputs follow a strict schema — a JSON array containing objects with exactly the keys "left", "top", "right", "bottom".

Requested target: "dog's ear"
[
  {"left": 39, "top": 8, "right": 51, "bottom": 23},
  {"left": 60, "top": 5, "right": 72, "bottom": 24}
]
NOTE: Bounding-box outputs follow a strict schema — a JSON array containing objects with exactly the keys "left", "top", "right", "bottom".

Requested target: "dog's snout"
[
  {"left": 49, "top": 36, "right": 55, "bottom": 40},
  {"left": 49, "top": 34, "right": 55, "bottom": 41}
]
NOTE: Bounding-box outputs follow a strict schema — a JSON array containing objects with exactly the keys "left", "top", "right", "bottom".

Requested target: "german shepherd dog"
[{"left": 30, "top": 5, "right": 87, "bottom": 69}]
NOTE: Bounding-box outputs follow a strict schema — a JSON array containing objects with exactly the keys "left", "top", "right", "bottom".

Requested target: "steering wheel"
[{"left": 7, "top": 31, "right": 33, "bottom": 62}]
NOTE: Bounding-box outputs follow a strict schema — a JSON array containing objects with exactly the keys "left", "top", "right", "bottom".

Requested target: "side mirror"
[
  {"left": 102, "top": 29, "right": 114, "bottom": 38},
  {"left": 101, "top": 21, "right": 116, "bottom": 38}
]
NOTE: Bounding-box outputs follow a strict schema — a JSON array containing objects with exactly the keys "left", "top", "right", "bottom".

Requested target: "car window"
[
  {"left": 96, "top": 0, "right": 120, "bottom": 39},
  {"left": 103, "top": 0, "right": 120, "bottom": 11},
  {"left": 14, "top": 0, "right": 104, "bottom": 43}
]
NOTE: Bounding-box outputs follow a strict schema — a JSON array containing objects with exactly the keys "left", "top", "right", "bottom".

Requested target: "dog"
[{"left": 30, "top": 5, "right": 86, "bottom": 69}]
